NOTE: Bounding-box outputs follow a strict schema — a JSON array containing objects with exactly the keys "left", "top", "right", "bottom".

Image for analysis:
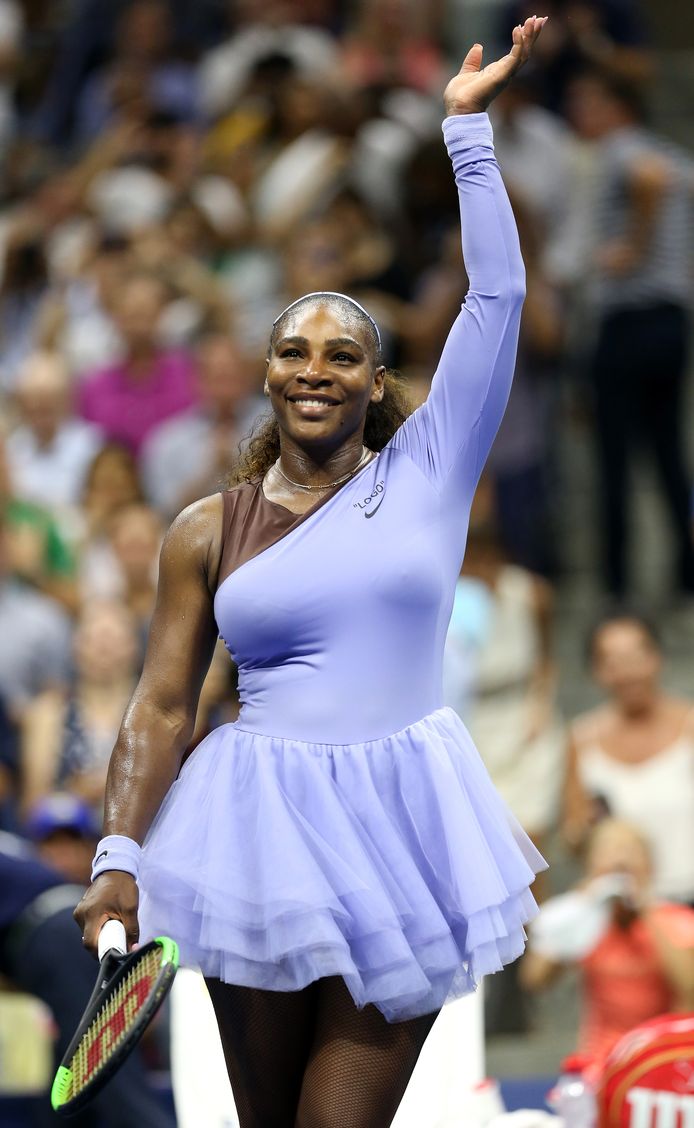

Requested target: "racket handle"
[{"left": 98, "top": 919, "right": 127, "bottom": 960}]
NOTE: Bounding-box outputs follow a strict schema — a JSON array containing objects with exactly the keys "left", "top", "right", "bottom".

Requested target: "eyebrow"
[{"left": 276, "top": 335, "right": 364, "bottom": 351}]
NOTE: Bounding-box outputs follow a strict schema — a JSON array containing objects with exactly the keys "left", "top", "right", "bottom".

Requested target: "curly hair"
[{"left": 228, "top": 370, "right": 413, "bottom": 487}]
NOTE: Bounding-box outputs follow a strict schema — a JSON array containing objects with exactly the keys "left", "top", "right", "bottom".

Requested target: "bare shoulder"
[
  {"left": 570, "top": 705, "right": 613, "bottom": 749},
  {"left": 161, "top": 494, "right": 224, "bottom": 590},
  {"left": 663, "top": 696, "right": 694, "bottom": 729}
]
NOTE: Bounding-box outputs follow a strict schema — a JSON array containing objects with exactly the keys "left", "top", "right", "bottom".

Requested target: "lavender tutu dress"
[{"left": 138, "top": 113, "right": 547, "bottom": 1022}]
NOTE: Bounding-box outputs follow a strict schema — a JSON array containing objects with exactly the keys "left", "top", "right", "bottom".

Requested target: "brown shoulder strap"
[{"left": 216, "top": 482, "right": 297, "bottom": 592}]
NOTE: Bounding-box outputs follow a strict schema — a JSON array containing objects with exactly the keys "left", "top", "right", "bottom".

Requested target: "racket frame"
[{"left": 51, "top": 934, "right": 178, "bottom": 1115}]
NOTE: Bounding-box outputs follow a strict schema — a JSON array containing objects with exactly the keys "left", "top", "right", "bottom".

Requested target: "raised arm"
[
  {"left": 74, "top": 495, "right": 222, "bottom": 952},
  {"left": 391, "top": 17, "right": 546, "bottom": 492}
]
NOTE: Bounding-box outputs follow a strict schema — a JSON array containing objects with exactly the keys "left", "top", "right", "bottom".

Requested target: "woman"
[
  {"left": 563, "top": 612, "right": 694, "bottom": 906},
  {"left": 20, "top": 600, "right": 141, "bottom": 816},
  {"left": 78, "top": 443, "right": 145, "bottom": 600},
  {"left": 76, "top": 19, "right": 547, "bottom": 1127},
  {"left": 457, "top": 476, "right": 563, "bottom": 858},
  {"left": 520, "top": 818, "right": 694, "bottom": 1067}
]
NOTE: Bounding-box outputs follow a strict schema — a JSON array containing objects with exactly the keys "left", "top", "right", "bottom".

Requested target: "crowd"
[{"left": 0, "top": 0, "right": 693, "bottom": 1110}]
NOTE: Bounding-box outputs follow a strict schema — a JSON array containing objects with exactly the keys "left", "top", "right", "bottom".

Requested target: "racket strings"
[{"left": 66, "top": 949, "right": 161, "bottom": 1098}]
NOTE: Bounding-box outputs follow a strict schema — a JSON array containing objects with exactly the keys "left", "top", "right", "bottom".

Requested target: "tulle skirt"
[{"left": 138, "top": 707, "right": 546, "bottom": 1022}]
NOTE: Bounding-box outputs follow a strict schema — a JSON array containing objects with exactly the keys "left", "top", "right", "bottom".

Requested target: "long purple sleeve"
[{"left": 390, "top": 112, "right": 525, "bottom": 493}]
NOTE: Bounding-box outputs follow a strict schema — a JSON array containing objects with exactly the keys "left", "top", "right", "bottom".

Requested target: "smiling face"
[{"left": 266, "top": 301, "right": 385, "bottom": 455}]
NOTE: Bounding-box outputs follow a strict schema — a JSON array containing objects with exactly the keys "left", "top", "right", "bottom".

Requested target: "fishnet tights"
[{"left": 205, "top": 976, "right": 438, "bottom": 1128}]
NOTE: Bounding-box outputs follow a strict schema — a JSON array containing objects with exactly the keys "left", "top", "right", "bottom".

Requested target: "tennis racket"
[{"left": 51, "top": 919, "right": 179, "bottom": 1116}]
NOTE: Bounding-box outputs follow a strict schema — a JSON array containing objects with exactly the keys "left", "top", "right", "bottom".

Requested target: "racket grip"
[{"left": 98, "top": 919, "right": 127, "bottom": 959}]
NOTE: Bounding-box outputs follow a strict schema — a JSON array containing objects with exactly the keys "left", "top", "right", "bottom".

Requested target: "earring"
[{"left": 263, "top": 379, "right": 269, "bottom": 396}]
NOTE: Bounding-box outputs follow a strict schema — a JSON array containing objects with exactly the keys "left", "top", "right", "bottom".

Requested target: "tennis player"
[{"left": 76, "top": 18, "right": 548, "bottom": 1126}]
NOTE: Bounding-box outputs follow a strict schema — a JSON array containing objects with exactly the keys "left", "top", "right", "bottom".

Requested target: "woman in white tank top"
[{"left": 563, "top": 613, "right": 694, "bottom": 904}]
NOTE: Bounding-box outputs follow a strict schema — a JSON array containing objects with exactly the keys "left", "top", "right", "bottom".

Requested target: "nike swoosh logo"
[
  {"left": 95, "top": 851, "right": 108, "bottom": 863},
  {"left": 364, "top": 496, "right": 385, "bottom": 519}
]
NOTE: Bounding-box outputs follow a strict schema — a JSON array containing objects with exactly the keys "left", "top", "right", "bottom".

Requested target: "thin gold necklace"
[{"left": 274, "top": 446, "right": 373, "bottom": 491}]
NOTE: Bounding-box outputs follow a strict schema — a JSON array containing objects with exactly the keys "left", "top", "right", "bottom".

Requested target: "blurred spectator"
[
  {"left": 188, "top": 638, "right": 240, "bottom": 752},
  {"left": 459, "top": 479, "right": 564, "bottom": 851},
  {"left": 0, "top": 830, "right": 176, "bottom": 1126},
  {"left": 564, "top": 612, "right": 694, "bottom": 905},
  {"left": 199, "top": 2, "right": 338, "bottom": 120},
  {"left": 77, "top": 269, "right": 197, "bottom": 454},
  {"left": 77, "top": 443, "right": 144, "bottom": 598},
  {"left": 0, "top": 693, "right": 18, "bottom": 831},
  {"left": 249, "top": 70, "right": 349, "bottom": 242},
  {"left": 444, "top": 481, "right": 563, "bottom": 1037},
  {"left": 107, "top": 503, "right": 163, "bottom": 650},
  {"left": 20, "top": 601, "right": 140, "bottom": 816},
  {"left": 485, "top": 195, "right": 565, "bottom": 576},
  {"left": 490, "top": 77, "right": 574, "bottom": 277},
  {"left": 520, "top": 819, "right": 694, "bottom": 1065},
  {"left": 6, "top": 351, "right": 104, "bottom": 515},
  {"left": 127, "top": 221, "right": 233, "bottom": 343},
  {"left": 24, "top": 791, "right": 100, "bottom": 884},
  {"left": 497, "top": 0, "right": 653, "bottom": 115},
  {"left": 0, "top": 505, "right": 72, "bottom": 722},
  {"left": 38, "top": 232, "right": 129, "bottom": 378},
  {"left": 0, "top": 433, "right": 80, "bottom": 614},
  {"left": 0, "top": 0, "right": 22, "bottom": 160},
  {"left": 34, "top": 0, "right": 225, "bottom": 147},
  {"left": 0, "top": 220, "right": 51, "bottom": 391},
  {"left": 565, "top": 70, "right": 694, "bottom": 598},
  {"left": 340, "top": 0, "right": 446, "bottom": 95},
  {"left": 443, "top": 573, "right": 493, "bottom": 727},
  {"left": 73, "top": 0, "right": 199, "bottom": 148},
  {"left": 142, "top": 332, "right": 262, "bottom": 518}
]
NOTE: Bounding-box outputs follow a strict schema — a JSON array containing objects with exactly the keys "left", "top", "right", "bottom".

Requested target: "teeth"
[{"left": 293, "top": 398, "right": 333, "bottom": 406}]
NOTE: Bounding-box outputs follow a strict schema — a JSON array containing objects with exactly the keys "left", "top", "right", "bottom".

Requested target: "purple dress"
[{"left": 138, "top": 113, "right": 546, "bottom": 1022}]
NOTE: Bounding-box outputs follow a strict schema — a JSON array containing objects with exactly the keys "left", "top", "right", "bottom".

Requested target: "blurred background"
[{"left": 0, "top": 0, "right": 692, "bottom": 1123}]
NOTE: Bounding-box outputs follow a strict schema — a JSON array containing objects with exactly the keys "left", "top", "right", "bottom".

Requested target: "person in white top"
[
  {"left": 6, "top": 352, "right": 104, "bottom": 514},
  {"left": 563, "top": 612, "right": 694, "bottom": 904}
]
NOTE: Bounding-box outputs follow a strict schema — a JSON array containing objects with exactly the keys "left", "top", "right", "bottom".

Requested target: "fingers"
[
  {"left": 459, "top": 42, "right": 484, "bottom": 75},
  {"left": 510, "top": 15, "right": 548, "bottom": 66},
  {"left": 73, "top": 872, "right": 141, "bottom": 957},
  {"left": 77, "top": 908, "right": 115, "bottom": 958}
]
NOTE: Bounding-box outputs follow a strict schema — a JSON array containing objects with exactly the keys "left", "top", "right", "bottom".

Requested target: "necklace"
[{"left": 273, "top": 446, "right": 373, "bottom": 491}]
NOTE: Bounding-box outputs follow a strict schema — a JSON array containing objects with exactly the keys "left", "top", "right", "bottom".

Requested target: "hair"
[
  {"left": 228, "top": 293, "right": 412, "bottom": 486},
  {"left": 574, "top": 66, "right": 649, "bottom": 124},
  {"left": 585, "top": 608, "right": 662, "bottom": 664},
  {"left": 270, "top": 292, "right": 382, "bottom": 364},
  {"left": 81, "top": 443, "right": 144, "bottom": 510}
]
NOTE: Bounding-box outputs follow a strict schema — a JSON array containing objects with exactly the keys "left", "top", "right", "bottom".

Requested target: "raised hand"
[{"left": 444, "top": 15, "right": 548, "bottom": 117}]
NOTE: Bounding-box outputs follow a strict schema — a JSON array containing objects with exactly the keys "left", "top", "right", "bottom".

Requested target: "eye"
[
  {"left": 333, "top": 352, "right": 356, "bottom": 363},
  {"left": 279, "top": 347, "right": 302, "bottom": 359}
]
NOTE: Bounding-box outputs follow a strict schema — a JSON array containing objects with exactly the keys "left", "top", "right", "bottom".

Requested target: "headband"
[{"left": 272, "top": 291, "right": 382, "bottom": 351}]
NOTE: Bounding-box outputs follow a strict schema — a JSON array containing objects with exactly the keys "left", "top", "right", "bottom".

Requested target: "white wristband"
[{"left": 91, "top": 835, "right": 142, "bottom": 882}]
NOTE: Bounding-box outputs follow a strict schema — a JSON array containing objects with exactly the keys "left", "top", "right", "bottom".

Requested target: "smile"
[{"left": 288, "top": 396, "right": 341, "bottom": 406}]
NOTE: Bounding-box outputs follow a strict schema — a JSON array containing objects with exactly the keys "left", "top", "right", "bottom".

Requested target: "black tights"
[{"left": 205, "top": 976, "right": 438, "bottom": 1128}]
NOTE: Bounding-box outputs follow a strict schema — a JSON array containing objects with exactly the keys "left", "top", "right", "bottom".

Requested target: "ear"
[{"left": 370, "top": 365, "right": 386, "bottom": 404}]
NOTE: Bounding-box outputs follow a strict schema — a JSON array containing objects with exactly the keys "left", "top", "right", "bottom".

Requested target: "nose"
[{"left": 297, "top": 355, "right": 332, "bottom": 386}]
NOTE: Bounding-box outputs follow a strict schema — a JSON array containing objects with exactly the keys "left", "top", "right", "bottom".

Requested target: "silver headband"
[{"left": 272, "top": 291, "right": 382, "bottom": 351}]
